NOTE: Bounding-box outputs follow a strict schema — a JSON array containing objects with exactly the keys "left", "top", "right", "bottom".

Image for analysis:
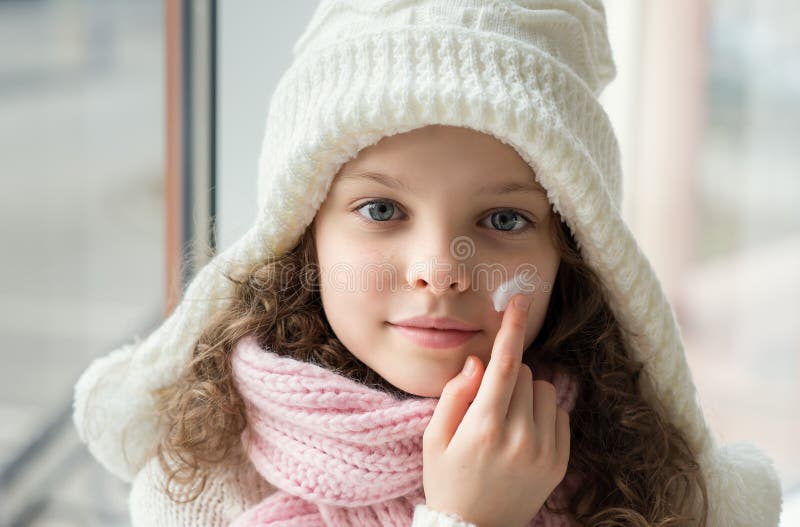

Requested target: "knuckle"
[
  {"left": 507, "top": 429, "right": 533, "bottom": 458},
  {"left": 439, "top": 380, "right": 464, "bottom": 400},
  {"left": 512, "top": 308, "right": 529, "bottom": 327},
  {"left": 530, "top": 436, "right": 547, "bottom": 459},
  {"left": 494, "top": 353, "right": 518, "bottom": 378},
  {"left": 532, "top": 447, "right": 560, "bottom": 476},
  {"left": 531, "top": 431, "right": 556, "bottom": 457},
  {"left": 533, "top": 380, "right": 557, "bottom": 399},
  {"left": 474, "top": 420, "right": 502, "bottom": 445}
]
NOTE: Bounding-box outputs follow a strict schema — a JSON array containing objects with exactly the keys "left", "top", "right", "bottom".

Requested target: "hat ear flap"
[{"left": 702, "top": 441, "right": 783, "bottom": 526}]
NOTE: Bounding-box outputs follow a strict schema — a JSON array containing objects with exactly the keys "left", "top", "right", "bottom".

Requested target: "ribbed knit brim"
[{"left": 73, "top": 2, "right": 783, "bottom": 525}]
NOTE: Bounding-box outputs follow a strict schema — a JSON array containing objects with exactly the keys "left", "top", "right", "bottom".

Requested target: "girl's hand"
[{"left": 422, "top": 293, "right": 571, "bottom": 527}]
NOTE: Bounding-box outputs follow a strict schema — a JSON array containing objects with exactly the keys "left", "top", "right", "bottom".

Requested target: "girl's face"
[{"left": 311, "top": 125, "right": 560, "bottom": 398}]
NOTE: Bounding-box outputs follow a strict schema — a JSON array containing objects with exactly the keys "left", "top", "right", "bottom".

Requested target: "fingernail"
[
  {"left": 462, "top": 356, "right": 475, "bottom": 377},
  {"left": 514, "top": 294, "right": 531, "bottom": 310}
]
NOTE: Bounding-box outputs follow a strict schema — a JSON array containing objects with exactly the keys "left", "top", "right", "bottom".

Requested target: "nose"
[{"left": 406, "top": 232, "right": 472, "bottom": 295}]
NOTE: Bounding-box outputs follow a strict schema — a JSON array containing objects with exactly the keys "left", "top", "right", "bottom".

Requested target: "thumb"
[{"left": 423, "top": 355, "right": 484, "bottom": 451}]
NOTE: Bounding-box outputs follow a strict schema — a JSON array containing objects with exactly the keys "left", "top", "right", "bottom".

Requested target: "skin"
[
  {"left": 422, "top": 293, "right": 571, "bottom": 527},
  {"left": 311, "top": 124, "right": 560, "bottom": 398}
]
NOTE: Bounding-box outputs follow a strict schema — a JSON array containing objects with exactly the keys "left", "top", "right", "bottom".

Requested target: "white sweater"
[{"left": 129, "top": 455, "right": 478, "bottom": 526}]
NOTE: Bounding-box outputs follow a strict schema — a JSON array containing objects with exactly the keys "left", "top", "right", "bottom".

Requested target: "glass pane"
[
  {"left": 605, "top": 0, "right": 798, "bottom": 521},
  {"left": 0, "top": 0, "right": 163, "bottom": 524},
  {"left": 685, "top": 0, "right": 800, "bottom": 509}
]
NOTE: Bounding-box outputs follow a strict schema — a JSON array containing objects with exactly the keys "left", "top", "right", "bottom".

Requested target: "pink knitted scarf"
[{"left": 229, "top": 335, "right": 583, "bottom": 527}]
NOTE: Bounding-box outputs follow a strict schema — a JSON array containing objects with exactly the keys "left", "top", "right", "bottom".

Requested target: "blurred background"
[{"left": 0, "top": 0, "right": 797, "bottom": 525}]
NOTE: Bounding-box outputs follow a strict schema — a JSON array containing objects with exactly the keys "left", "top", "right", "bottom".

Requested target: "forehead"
[
  {"left": 336, "top": 170, "right": 548, "bottom": 199},
  {"left": 334, "top": 125, "right": 548, "bottom": 196}
]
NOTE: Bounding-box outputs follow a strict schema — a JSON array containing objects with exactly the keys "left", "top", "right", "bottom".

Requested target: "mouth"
[{"left": 386, "top": 322, "right": 481, "bottom": 349}]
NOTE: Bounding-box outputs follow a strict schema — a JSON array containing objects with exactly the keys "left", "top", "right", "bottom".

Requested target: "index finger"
[{"left": 470, "top": 293, "right": 531, "bottom": 423}]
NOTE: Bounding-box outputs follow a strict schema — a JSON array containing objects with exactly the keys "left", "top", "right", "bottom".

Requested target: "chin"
[
  {"left": 388, "top": 376, "right": 448, "bottom": 399},
  {"left": 399, "top": 386, "right": 437, "bottom": 398}
]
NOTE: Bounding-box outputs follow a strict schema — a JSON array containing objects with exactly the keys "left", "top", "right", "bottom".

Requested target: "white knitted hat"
[{"left": 73, "top": 1, "right": 783, "bottom": 524}]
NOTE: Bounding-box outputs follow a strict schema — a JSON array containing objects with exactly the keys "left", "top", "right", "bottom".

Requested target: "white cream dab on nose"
[{"left": 492, "top": 273, "right": 536, "bottom": 312}]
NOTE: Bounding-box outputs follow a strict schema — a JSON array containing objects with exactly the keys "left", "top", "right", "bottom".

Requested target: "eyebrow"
[{"left": 338, "top": 171, "right": 548, "bottom": 196}]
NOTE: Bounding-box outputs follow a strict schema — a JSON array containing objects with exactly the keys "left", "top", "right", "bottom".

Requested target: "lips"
[
  {"left": 389, "top": 315, "right": 480, "bottom": 332},
  {"left": 387, "top": 322, "right": 480, "bottom": 349}
]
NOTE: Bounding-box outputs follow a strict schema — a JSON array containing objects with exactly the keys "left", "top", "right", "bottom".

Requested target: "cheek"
[
  {"left": 350, "top": 243, "right": 400, "bottom": 292},
  {"left": 524, "top": 294, "right": 549, "bottom": 344},
  {"left": 318, "top": 246, "right": 392, "bottom": 306}
]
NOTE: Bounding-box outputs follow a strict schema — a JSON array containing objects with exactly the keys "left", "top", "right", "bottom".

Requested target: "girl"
[{"left": 73, "top": 1, "right": 783, "bottom": 526}]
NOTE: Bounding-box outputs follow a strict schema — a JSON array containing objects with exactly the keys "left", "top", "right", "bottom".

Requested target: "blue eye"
[
  {"left": 353, "top": 200, "right": 535, "bottom": 235},
  {"left": 483, "top": 209, "right": 533, "bottom": 234},
  {"left": 355, "top": 200, "right": 401, "bottom": 222}
]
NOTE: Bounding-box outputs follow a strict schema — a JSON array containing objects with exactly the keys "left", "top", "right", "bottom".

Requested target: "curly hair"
[{"left": 150, "top": 207, "right": 709, "bottom": 526}]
